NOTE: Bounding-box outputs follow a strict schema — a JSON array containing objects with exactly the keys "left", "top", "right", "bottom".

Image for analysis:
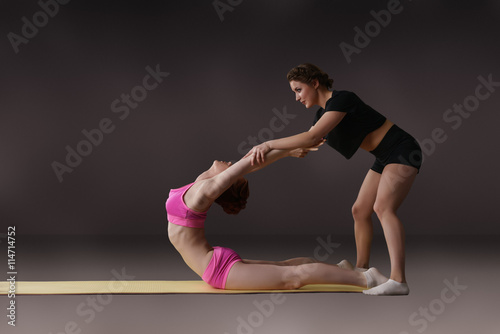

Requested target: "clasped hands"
[{"left": 243, "top": 139, "right": 326, "bottom": 166}]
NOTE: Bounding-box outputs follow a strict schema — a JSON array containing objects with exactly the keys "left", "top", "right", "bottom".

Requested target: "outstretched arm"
[
  {"left": 245, "top": 111, "right": 345, "bottom": 165},
  {"left": 203, "top": 145, "right": 320, "bottom": 202},
  {"left": 202, "top": 149, "right": 288, "bottom": 201}
]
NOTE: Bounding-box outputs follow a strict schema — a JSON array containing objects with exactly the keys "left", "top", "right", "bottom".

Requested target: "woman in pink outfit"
[{"left": 166, "top": 146, "right": 388, "bottom": 291}]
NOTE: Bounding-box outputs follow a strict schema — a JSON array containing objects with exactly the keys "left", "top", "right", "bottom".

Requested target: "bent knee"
[
  {"left": 284, "top": 257, "right": 318, "bottom": 266},
  {"left": 373, "top": 201, "right": 397, "bottom": 219},
  {"left": 352, "top": 202, "right": 374, "bottom": 221},
  {"left": 281, "top": 267, "right": 304, "bottom": 290},
  {"left": 283, "top": 279, "right": 302, "bottom": 290}
]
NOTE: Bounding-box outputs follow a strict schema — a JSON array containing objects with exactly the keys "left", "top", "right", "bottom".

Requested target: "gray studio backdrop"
[{"left": 1, "top": 0, "right": 499, "bottom": 236}]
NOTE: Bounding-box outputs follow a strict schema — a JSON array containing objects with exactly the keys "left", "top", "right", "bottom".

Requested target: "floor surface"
[{"left": 1, "top": 234, "right": 498, "bottom": 334}]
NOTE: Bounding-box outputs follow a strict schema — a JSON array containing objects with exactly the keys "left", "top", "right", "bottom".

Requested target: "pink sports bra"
[{"left": 165, "top": 182, "right": 207, "bottom": 228}]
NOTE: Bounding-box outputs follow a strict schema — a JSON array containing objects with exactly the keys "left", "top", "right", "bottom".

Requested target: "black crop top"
[{"left": 313, "top": 90, "right": 386, "bottom": 159}]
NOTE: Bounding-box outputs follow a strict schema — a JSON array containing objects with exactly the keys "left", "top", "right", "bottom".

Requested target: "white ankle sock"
[
  {"left": 362, "top": 267, "right": 388, "bottom": 288},
  {"left": 363, "top": 279, "right": 409, "bottom": 296},
  {"left": 355, "top": 267, "right": 368, "bottom": 272},
  {"left": 337, "top": 259, "right": 354, "bottom": 270}
]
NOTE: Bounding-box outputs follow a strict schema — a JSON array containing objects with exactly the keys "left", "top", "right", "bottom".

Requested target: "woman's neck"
[
  {"left": 195, "top": 170, "right": 213, "bottom": 182},
  {"left": 318, "top": 88, "right": 333, "bottom": 109},
  {"left": 195, "top": 165, "right": 223, "bottom": 182}
]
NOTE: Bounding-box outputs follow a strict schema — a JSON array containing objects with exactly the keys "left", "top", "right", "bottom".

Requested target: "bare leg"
[
  {"left": 225, "top": 261, "right": 387, "bottom": 290},
  {"left": 352, "top": 169, "right": 381, "bottom": 269},
  {"left": 241, "top": 257, "right": 318, "bottom": 266},
  {"left": 365, "top": 164, "right": 417, "bottom": 296}
]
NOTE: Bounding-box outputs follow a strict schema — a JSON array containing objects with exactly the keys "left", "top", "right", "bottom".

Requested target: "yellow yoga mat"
[{"left": 0, "top": 281, "right": 365, "bottom": 295}]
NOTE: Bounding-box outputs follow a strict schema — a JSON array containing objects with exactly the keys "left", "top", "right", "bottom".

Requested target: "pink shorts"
[{"left": 202, "top": 246, "right": 242, "bottom": 289}]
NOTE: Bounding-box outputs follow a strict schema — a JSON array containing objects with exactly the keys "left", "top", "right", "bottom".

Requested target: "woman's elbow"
[{"left": 306, "top": 132, "right": 321, "bottom": 146}]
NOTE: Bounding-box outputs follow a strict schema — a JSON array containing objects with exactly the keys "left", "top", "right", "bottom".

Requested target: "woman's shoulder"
[
  {"left": 332, "top": 90, "right": 357, "bottom": 100},
  {"left": 184, "top": 180, "right": 212, "bottom": 212},
  {"left": 326, "top": 90, "right": 359, "bottom": 111}
]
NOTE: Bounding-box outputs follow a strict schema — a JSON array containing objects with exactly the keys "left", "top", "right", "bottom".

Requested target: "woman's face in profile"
[{"left": 289, "top": 80, "right": 317, "bottom": 109}]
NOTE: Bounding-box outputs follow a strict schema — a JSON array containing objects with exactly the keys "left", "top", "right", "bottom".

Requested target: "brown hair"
[
  {"left": 286, "top": 63, "right": 333, "bottom": 89},
  {"left": 215, "top": 179, "right": 250, "bottom": 215}
]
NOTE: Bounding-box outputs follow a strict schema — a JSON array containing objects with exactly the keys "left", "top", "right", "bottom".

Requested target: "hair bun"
[{"left": 287, "top": 63, "right": 333, "bottom": 90}]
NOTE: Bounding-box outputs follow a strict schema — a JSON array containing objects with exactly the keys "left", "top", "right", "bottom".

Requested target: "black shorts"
[{"left": 369, "top": 125, "right": 422, "bottom": 174}]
